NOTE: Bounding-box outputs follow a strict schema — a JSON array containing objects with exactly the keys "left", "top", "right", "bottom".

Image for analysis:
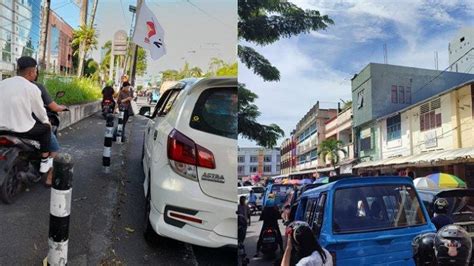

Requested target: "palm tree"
[
  {"left": 73, "top": 25, "right": 98, "bottom": 77},
  {"left": 318, "top": 139, "right": 347, "bottom": 172},
  {"left": 189, "top": 67, "right": 203, "bottom": 77}
]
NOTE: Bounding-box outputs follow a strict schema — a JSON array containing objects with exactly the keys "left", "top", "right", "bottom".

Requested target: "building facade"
[
  {"left": 355, "top": 81, "right": 474, "bottom": 187},
  {"left": 44, "top": 10, "right": 73, "bottom": 74},
  {"left": 293, "top": 102, "right": 337, "bottom": 171},
  {"left": 280, "top": 137, "right": 296, "bottom": 175},
  {"left": 352, "top": 63, "right": 474, "bottom": 163},
  {"left": 449, "top": 27, "right": 474, "bottom": 74},
  {"left": 238, "top": 147, "right": 281, "bottom": 179},
  {"left": 323, "top": 106, "right": 355, "bottom": 174},
  {"left": 0, "top": 0, "right": 42, "bottom": 79}
]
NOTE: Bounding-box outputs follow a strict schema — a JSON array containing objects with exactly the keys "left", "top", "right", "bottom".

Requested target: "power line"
[{"left": 182, "top": 0, "right": 232, "bottom": 29}]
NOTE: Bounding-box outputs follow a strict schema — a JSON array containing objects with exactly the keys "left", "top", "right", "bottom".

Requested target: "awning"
[
  {"left": 289, "top": 169, "right": 318, "bottom": 175},
  {"left": 353, "top": 147, "right": 474, "bottom": 169},
  {"left": 317, "top": 166, "right": 338, "bottom": 172}
]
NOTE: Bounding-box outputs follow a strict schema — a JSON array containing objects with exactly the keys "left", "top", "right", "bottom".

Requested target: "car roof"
[
  {"left": 301, "top": 176, "right": 415, "bottom": 198},
  {"left": 171, "top": 77, "right": 236, "bottom": 95}
]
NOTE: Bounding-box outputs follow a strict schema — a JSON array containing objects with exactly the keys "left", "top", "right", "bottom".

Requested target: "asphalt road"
[{"left": 0, "top": 111, "right": 236, "bottom": 265}]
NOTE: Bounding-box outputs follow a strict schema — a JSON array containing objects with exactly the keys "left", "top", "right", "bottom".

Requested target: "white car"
[{"left": 141, "top": 77, "right": 237, "bottom": 248}]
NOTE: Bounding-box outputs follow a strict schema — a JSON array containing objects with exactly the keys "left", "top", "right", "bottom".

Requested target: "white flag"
[{"left": 132, "top": 1, "right": 166, "bottom": 60}]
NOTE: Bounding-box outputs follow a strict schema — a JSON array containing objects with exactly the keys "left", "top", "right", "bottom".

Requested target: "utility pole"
[
  {"left": 129, "top": 0, "right": 142, "bottom": 86},
  {"left": 77, "top": 0, "right": 89, "bottom": 77},
  {"left": 39, "top": 0, "right": 51, "bottom": 70}
]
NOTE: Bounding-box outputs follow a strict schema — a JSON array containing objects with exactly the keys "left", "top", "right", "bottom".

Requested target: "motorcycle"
[
  {"left": 101, "top": 99, "right": 115, "bottom": 119},
  {"left": 0, "top": 91, "right": 66, "bottom": 204},
  {"left": 261, "top": 226, "right": 279, "bottom": 257},
  {"left": 248, "top": 202, "right": 259, "bottom": 216}
]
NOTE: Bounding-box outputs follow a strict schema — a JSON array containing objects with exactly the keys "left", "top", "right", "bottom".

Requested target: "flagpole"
[{"left": 130, "top": 0, "right": 143, "bottom": 87}]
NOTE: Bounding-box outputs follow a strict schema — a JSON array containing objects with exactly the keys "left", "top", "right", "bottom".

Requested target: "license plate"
[{"left": 263, "top": 237, "right": 275, "bottom": 243}]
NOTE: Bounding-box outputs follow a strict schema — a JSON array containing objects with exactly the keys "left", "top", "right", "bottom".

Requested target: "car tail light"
[
  {"left": 167, "top": 129, "right": 216, "bottom": 181},
  {"left": 0, "top": 155, "right": 6, "bottom": 160},
  {"left": 0, "top": 137, "right": 14, "bottom": 146}
]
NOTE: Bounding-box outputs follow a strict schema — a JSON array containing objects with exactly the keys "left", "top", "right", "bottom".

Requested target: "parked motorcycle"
[
  {"left": 101, "top": 99, "right": 115, "bottom": 119},
  {"left": 261, "top": 227, "right": 279, "bottom": 257},
  {"left": 0, "top": 91, "right": 66, "bottom": 204}
]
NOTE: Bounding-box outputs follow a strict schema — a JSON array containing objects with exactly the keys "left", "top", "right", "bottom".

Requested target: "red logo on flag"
[{"left": 144, "top": 20, "right": 157, "bottom": 44}]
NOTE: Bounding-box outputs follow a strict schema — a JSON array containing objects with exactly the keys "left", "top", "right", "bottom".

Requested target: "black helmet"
[
  {"left": 412, "top": 232, "right": 437, "bottom": 265},
  {"left": 434, "top": 225, "right": 472, "bottom": 265},
  {"left": 434, "top": 198, "right": 449, "bottom": 214}
]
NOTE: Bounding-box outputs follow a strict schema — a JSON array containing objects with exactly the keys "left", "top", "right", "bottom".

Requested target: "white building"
[
  {"left": 238, "top": 147, "right": 281, "bottom": 179},
  {"left": 449, "top": 27, "right": 474, "bottom": 74}
]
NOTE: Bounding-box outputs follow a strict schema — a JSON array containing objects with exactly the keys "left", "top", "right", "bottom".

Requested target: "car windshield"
[
  {"left": 238, "top": 188, "right": 250, "bottom": 195},
  {"left": 333, "top": 184, "right": 427, "bottom": 234},
  {"left": 252, "top": 187, "right": 264, "bottom": 194},
  {"left": 443, "top": 195, "right": 474, "bottom": 223}
]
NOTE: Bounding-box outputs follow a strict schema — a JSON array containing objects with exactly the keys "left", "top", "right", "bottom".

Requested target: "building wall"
[
  {"left": 238, "top": 147, "right": 281, "bottom": 178},
  {"left": 449, "top": 28, "right": 474, "bottom": 74},
  {"left": 380, "top": 113, "right": 412, "bottom": 159},
  {"left": 46, "top": 10, "right": 73, "bottom": 74},
  {"left": 458, "top": 85, "right": 474, "bottom": 147},
  {"left": 0, "top": 0, "right": 42, "bottom": 79},
  {"left": 357, "top": 122, "right": 381, "bottom": 162},
  {"left": 352, "top": 63, "right": 474, "bottom": 129}
]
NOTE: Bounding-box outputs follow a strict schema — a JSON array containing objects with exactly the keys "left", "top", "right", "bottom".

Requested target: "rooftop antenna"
[
  {"left": 434, "top": 51, "right": 439, "bottom": 70},
  {"left": 383, "top": 43, "right": 388, "bottom": 64}
]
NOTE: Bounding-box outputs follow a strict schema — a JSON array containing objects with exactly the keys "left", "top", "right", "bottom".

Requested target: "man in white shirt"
[{"left": 0, "top": 56, "right": 53, "bottom": 174}]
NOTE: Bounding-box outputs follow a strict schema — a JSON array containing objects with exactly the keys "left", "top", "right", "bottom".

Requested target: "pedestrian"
[
  {"left": 116, "top": 81, "right": 134, "bottom": 141},
  {"left": 431, "top": 198, "right": 454, "bottom": 231},
  {"left": 238, "top": 195, "right": 250, "bottom": 226},
  {"left": 281, "top": 222, "right": 333, "bottom": 266}
]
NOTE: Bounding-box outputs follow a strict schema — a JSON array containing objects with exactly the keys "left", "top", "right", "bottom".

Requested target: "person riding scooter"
[
  {"left": 255, "top": 203, "right": 284, "bottom": 257},
  {"left": 102, "top": 80, "right": 116, "bottom": 117},
  {"left": 431, "top": 198, "right": 454, "bottom": 231}
]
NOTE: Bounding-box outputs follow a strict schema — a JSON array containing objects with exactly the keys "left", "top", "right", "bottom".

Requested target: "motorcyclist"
[
  {"left": 102, "top": 80, "right": 116, "bottom": 111},
  {"left": 248, "top": 190, "right": 257, "bottom": 211},
  {"left": 0, "top": 56, "right": 52, "bottom": 174},
  {"left": 254, "top": 202, "right": 284, "bottom": 257},
  {"left": 431, "top": 198, "right": 454, "bottom": 231},
  {"left": 412, "top": 232, "right": 437, "bottom": 265}
]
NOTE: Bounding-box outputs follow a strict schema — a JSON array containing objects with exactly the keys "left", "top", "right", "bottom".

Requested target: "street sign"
[{"left": 112, "top": 30, "right": 128, "bottom": 56}]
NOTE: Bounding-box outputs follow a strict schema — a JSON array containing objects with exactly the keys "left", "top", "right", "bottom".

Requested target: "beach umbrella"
[
  {"left": 313, "top": 176, "right": 329, "bottom": 184},
  {"left": 425, "top": 173, "right": 467, "bottom": 188},
  {"left": 413, "top": 177, "right": 438, "bottom": 189}
]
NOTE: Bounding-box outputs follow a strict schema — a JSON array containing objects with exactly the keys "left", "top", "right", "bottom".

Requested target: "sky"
[
  {"left": 51, "top": 0, "right": 237, "bottom": 79},
  {"left": 237, "top": 0, "right": 474, "bottom": 147}
]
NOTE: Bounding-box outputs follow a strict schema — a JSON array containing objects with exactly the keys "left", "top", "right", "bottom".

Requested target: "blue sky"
[
  {"left": 51, "top": 0, "right": 237, "bottom": 76},
  {"left": 237, "top": 0, "right": 474, "bottom": 147}
]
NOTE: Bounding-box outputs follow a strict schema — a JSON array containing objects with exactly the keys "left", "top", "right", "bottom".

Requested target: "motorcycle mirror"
[{"left": 56, "top": 91, "right": 66, "bottom": 99}]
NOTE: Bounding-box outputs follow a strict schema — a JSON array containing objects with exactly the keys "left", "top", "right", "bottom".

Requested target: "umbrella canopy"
[
  {"left": 425, "top": 173, "right": 467, "bottom": 188},
  {"left": 313, "top": 176, "right": 329, "bottom": 184},
  {"left": 413, "top": 177, "right": 438, "bottom": 189}
]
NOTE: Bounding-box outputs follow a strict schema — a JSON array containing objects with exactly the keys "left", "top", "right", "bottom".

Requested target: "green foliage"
[
  {"left": 238, "top": 46, "right": 278, "bottom": 81},
  {"left": 43, "top": 76, "right": 101, "bottom": 105},
  {"left": 84, "top": 58, "right": 99, "bottom": 77},
  {"left": 238, "top": 83, "right": 284, "bottom": 148},
  {"left": 72, "top": 25, "right": 98, "bottom": 56},
  {"left": 160, "top": 59, "right": 236, "bottom": 81},
  {"left": 318, "top": 139, "right": 347, "bottom": 169}
]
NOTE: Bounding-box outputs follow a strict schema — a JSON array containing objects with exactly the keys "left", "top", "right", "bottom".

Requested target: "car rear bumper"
[{"left": 149, "top": 168, "right": 237, "bottom": 248}]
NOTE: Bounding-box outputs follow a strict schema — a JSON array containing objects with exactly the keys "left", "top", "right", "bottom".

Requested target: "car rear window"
[
  {"left": 333, "top": 184, "right": 427, "bottom": 234},
  {"left": 189, "top": 87, "right": 237, "bottom": 139}
]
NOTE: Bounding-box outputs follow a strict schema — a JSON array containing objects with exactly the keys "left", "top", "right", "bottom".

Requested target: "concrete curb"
[{"left": 58, "top": 101, "right": 101, "bottom": 131}]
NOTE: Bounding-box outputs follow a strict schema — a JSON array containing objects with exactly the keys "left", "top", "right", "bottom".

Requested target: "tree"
[
  {"left": 238, "top": 83, "right": 284, "bottom": 148},
  {"left": 318, "top": 139, "right": 347, "bottom": 172},
  {"left": 73, "top": 25, "right": 98, "bottom": 77},
  {"left": 84, "top": 58, "right": 99, "bottom": 78},
  {"left": 238, "top": 0, "right": 333, "bottom": 147}
]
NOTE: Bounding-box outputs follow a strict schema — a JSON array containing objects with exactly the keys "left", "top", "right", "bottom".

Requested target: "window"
[
  {"left": 333, "top": 185, "right": 426, "bottom": 234},
  {"left": 391, "top": 85, "right": 398, "bottom": 103},
  {"left": 357, "top": 90, "right": 364, "bottom": 109},
  {"left": 151, "top": 88, "right": 181, "bottom": 118},
  {"left": 398, "top": 86, "right": 405, "bottom": 104},
  {"left": 419, "top": 99, "right": 442, "bottom": 132},
  {"left": 250, "top": 156, "right": 258, "bottom": 163},
  {"left": 405, "top": 87, "right": 411, "bottom": 104},
  {"left": 238, "top": 166, "right": 244, "bottom": 174},
  {"left": 250, "top": 166, "right": 257, "bottom": 173},
  {"left": 238, "top": 156, "right": 245, "bottom": 163},
  {"left": 189, "top": 87, "right": 237, "bottom": 139},
  {"left": 264, "top": 165, "right": 272, "bottom": 173},
  {"left": 264, "top": 155, "right": 272, "bottom": 162},
  {"left": 360, "top": 136, "right": 372, "bottom": 151},
  {"left": 387, "top": 114, "right": 401, "bottom": 141}
]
